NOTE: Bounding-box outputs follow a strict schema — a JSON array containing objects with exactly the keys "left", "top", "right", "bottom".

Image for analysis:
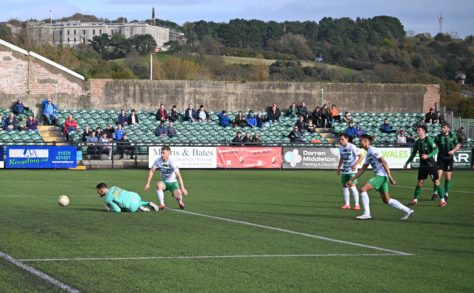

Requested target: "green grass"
[{"left": 0, "top": 170, "right": 473, "bottom": 292}]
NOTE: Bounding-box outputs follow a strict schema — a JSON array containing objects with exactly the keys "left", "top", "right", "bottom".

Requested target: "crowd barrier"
[{"left": 0, "top": 144, "right": 472, "bottom": 169}]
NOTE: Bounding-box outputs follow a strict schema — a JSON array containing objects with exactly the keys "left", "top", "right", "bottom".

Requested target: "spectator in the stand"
[
  {"left": 456, "top": 127, "right": 467, "bottom": 145},
  {"left": 113, "top": 124, "right": 124, "bottom": 140},
  {"left": 167, "top": 121, "right": 177, "bottom": 138},
  {"left": 82, "top": 126, "right": 92, "bottom": 142},
  {"left": 355, "top": 125, "right": 366, "bottom": 137},
  {"left": 286, "top": 103, "right": 298, "bottom": 117},
  {"left": 155, "top": 104, "right": 168, "bottom": 122},
  {"left": 184, "top": 104, "right": 197, "bottom": 122},
  {"left": 242, "top": 132, "right": 253, "bottom": 145},
  {"left": 95, "top": 127, "right": 104, "bottom": 138},
  {"left": 42, "top": 98, "right": 57, "bottom": 125},
  {"left": 343, "top": 112, "right": 351, "bottom": 123},
  {"left": 306, "top": 118, "right": 316, "bottom": 133},
  {"left": 17, "top": 117, "right": 26, "bottom": 131},
  {"left": 63, "top": 114, "right": 78, "bottom": 140},
  {"left": 117, "top": 133, "right": 135, "bottom": 160},
  {"left": 295, "top": 115, "right": 306, "bottom": 131},
  {"left": 380, "top": 118, "right": 397, "bottom": 134},
  {"left": 86, "top": 131, "right": 100, "bottom": 159},
  {"left": 298, "top": 101, "right": 309, "bottom": 121},
  {"left": 13, "top": 99, "right": 28, "bottom": 116},
  {"left": 434, "top": 111, "right": 445, "bottom": 124},
  {"left": 321, "top": 104, "right": 330, "bottom": 127},
  {"left": 424, "top": 108, "right": 436, "bottom": 124},
  {"left": 252, "top": 132, "right": 262, "bottom": 145},
  {"left": 232, "top": 131, "right": 243, "bottom": 146},
  {"left": 168, "top": 105, "right": 179, "bottom": 122},
  {"left": 99, "top": 133, "right": 112, "bottom": 160},
  {"left": 197, "top": 105, "right": 210, "bottom": 122},
  {"left": 267, "top": 103, "right": 281, "bottom": 123},
  {"left": 329, "top": 104, "right": 341, "bottom": 122},
  {"left": 288, "top": 126, "right": 303, "bottom": 143},
  {"left": 26, "top": 115, "right": 38, "bottom": 131},
  {"left": 234, "top": 111, "right": 247, "bottom": 127},
  {"left": 217, "top": 111, "right": 232, "bottom": 127},
  {"left": 5, "top": 112, "right": 18, "bottom": 131},
  {"left": 127, "top": 109, "right": 140, "bottom": 125},
  {"left": 154, "top": 121, "right": 167, "bottom": 137},
  {"left": 345, "top": 122, "right": 357, "bottom": 142},
  {"left": 312, "top": 106, "right": 322, "bottom": 128},
  {"left": 256, "top": 112, "right": 263, "bottom": 128},
  {"left": 103, "top": 124, "right": 115, "bottom": 139},
  {"left": 117, "top": 109, "right": 128, "bottom": 126},
  {"left": 396, "top": 129, "right": 407, "bottom": 145},
  {"left": 246, "top": 110, "right": 257, "bottom": 128}
]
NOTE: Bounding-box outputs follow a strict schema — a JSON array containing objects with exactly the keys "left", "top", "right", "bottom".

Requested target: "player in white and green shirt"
[
  {"left": 96, "top": 183, "right": 159, "bottom": 213},
  {"left": 336, "top": 134, "right": 364, "bottom": 210},
  {"left": 347, "top": 134, "right": 414, "bottom": 220},
  {"left": 145, "top": 146, "right": 188, "bottom": 210}
]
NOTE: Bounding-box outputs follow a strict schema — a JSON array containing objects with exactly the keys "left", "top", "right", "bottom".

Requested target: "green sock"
[
  {"left": 433, "top": 185, "right": 438, "bottom": 195},
  {"left": 414, "top": 186, "right": 421, "bottom": 199},
  {"left": 445, "top": 180, "right": 451, "bottom": 194},
  {"left": 437, "top": 185, "right": 445, "bottom": 198}
]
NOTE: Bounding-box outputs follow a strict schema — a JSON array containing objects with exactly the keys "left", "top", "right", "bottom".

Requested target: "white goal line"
[{"left": 19, "top": 253, "right": 409, "bottom": 263}]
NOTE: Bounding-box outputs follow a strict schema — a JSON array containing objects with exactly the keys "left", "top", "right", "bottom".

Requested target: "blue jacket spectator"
[
  {"left": 167, "top": 122, "right": 177, "bottom": 137},
  {"left": 117, "top": 109, "right": 128, "bottom": 126},
  {"left": 114, "top": 125, "right": 125, "bottom": 140},
  {"left": 355, "top": 126, "right": 366, "bottom": 137},
  {"left": 42, "top": 98, "right": 57, "bottom": 125},
  {"left": 217, "top": 111, "right": 231, "bottom": 127},
  {"left": 13, "top": 99, "right": 28, "bottom": 115},
  {"left": 346, "top": 123, "right": 357, "bottom": 140},
  {"left": 246, "top": 110, "right": 257, "bottom": 127},
  {"left": 154, "top": 122, "right": 167, "bottom": 137},
  {"left": 380, "top": 119, "right": 397, "bottom": 134}
]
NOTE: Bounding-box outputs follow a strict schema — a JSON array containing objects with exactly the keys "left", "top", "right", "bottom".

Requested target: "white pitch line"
[
  {"left": 19, "top": 253, "right": 407, "bottom": 262},
  {"left": 0, "top": 251, "right": 79, "bottom": 293},
  {"left": 169, "top": 209, "right": 413, "bottom": 256}
]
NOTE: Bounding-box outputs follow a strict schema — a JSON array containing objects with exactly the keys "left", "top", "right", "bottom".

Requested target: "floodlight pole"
[{"left": 150, "top": 53, "right": 153, "bottom": 80}]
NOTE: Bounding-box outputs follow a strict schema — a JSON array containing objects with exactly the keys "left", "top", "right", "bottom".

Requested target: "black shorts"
[
  {"left": 418, "top": 162, "right": 439, "bottom": 181},
  {"left": 437, "top": 156, "right": 454, "bottom": 172}
]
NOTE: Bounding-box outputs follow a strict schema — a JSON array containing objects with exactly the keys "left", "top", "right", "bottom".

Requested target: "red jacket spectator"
[{"left": 64, "top": 116, "right": 78, "bottom": 135}]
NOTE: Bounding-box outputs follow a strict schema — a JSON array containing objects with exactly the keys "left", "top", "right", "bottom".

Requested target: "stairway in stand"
[{"left": 38, "top": 125, "right": 68, "bottom": 145}]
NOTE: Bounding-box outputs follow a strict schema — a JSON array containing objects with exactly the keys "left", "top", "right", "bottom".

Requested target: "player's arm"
[
  {"left": 350, "top": 163, "right": 368, "bottom": 182},
  {"left": 426, "top": 138, "right": 438, "bottom": 158},
  {"left": 354, "top": 152, "right": 364, "bottom": 169},
  {"left": 404, "top": 143, "right": 418, "bottom": 168},
  {"left": 379, "top": 157, "right": 396, "bottom": 185},
  {"left": 449, "top": 136, "right": 462, "bottom": 155},
  {"left": 175, "top": 170, "right": 188, "bottom": 196},
  {"left": 336, "top": 157, "right": 343, "bottom": 175},
  {"left": 105, "top": 201, "right": 121, "bottom": 213},
  {"left": 144, "top": 167, "right": 156, "bottom": 192}
]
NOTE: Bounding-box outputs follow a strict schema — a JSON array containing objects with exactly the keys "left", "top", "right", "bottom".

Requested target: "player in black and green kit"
[
  {"left": 431, "top": 123, "right": 461, "bottom": 202},
  {"left": 404, "top": 125, "right": 447, "bottom": 207}
]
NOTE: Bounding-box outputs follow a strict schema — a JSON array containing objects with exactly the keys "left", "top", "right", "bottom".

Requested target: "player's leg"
[
  {"left": 156, "top": 181, "right": 166, "bottom": 210},
  {"left": 340, "top": 174, "right": 351, "bottom": 209},
  {"left": 444, "top": 157, "right": 454, "bottom": 201},
  {"left": 349, "top": 174, "right": 360, "bottom": 210},
  {"left": 169, "top": 182, "right": 185, "bottom": 209},
  {"left": 432, "top": 160, "right": 443, "bottom": 200},
  {"left": 429, "top": 165, "right": 446, "bottom": 207},
  {"left": 378, "top": 184, "right": 414, "bottom": 220},
  {"left": 129, "top": 193, "right": 149, "bottom": 212},
  {"left": 408, "top": 166, "right": 426, "bottom": 206},
  {"left": 356, "top": 181, "right": 374, "bottom": 220}
]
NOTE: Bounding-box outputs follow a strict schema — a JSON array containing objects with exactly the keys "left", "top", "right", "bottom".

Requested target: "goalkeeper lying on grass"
[{"left": 96, "top": 182, "right": 159, "bottom": 213}]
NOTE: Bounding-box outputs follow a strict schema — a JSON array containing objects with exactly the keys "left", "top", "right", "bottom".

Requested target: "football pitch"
[{"left": 0, "top": 169, "right": 473, "bottom": 292}]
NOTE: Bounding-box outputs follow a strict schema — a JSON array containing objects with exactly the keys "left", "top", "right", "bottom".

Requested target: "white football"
[{"left": 58, "top": 195, "right": 70, "bottom": 207}]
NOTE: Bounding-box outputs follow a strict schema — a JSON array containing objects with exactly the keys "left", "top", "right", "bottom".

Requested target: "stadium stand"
[{"left": 0, "top": 109, "right": 45, "bottom": 145}]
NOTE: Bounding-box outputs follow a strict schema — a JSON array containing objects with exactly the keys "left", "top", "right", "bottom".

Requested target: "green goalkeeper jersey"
[{"left": 104, "top": 186, "right": 141, "bottom": 212}]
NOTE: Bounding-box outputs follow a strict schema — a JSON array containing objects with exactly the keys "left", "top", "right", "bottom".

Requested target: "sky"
[{"left": 1, "top": 0, "right": 473, "bottom": 37}]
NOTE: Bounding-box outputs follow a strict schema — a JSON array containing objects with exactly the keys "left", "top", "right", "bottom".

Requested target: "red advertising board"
[{"left": 216, "top": 147, "right": 282, "bottom": 169}]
